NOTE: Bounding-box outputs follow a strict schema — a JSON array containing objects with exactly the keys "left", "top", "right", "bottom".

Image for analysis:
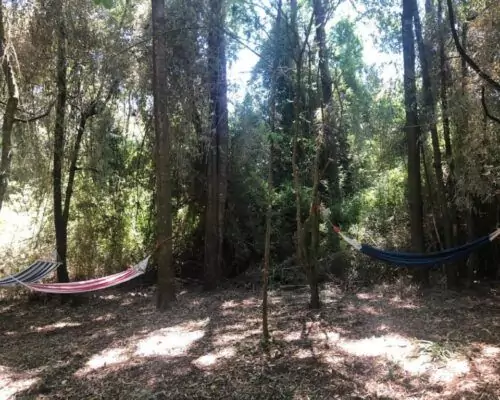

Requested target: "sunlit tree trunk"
[
  {"left": 152, "top": 0, "right": 176, "bottom": 308},
  {"left": 262, "top": 0, "right": 283, "bottom": 342},
  {"left": 0, "top": 2, "right": 19, "bottom": 213}
]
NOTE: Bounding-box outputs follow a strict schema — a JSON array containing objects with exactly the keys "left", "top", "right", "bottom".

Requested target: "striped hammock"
[
  {"left": 332, "top": 225, "right": 500, "bottom": 266},
  {"left": 19, "top": 256, "right": 150, "bottom": 294},
  {"left": 0, "top": 259, "right": 61, "bottom": 287}
]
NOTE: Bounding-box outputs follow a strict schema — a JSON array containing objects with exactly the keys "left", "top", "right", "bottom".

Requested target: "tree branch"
[
  {"left": 446, "top": 0, "right": 500, "bottom": 92},
  {"left": 481, "top": 86, "right": 500, "bottom": 125},
  {"left": 14, "top": 102, "right": 55, "bottom": 123}
]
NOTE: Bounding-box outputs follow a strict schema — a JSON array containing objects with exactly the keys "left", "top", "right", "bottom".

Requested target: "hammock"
[
  {"left": 19, "top": 256, "right": 150, "bottom": 294},
  {"left": 0, "top": 260, "right": 61, "bottom": 287},
  {"left": 332, "top": 225, "right": 500, "bottom": 266}
]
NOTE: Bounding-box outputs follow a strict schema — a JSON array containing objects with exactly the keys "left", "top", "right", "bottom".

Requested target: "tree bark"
[
  {"left": 152, "top": 0, "right": 176, "bottom": 308},
  {"left": 313, "top": 0, "right": 340, "bottom": 255},
  {"left": 458, "top": 18, "right": 477, "bottom": 286},
  {"left": 204, "top": 0, "right": 228, "bottom": 290},
  {"left": 289, "top": 0, "right": 320, "bottom": 309},
  {"left": 402, "top": 0, "right": 428, "bottom": 285},
  {"left": 0, "top": 2, "right": 19, "bottom": 213},
  {"left": 290, "top": 0, "right": 303, "bottom": 264},
  {"left": 53, "top": 0, "right": 70, "bottom": 283},
  {"left": 412, "top": 0, "right": 456, "bottom": 287},
  {"left": 437, "top": 0, "right": 462, "bottom": 276},
  {"left": 309, "top": 0, "right": 338, "bottom": 310},
  {"left": 437, "top": 0, "right": 455, "bottom": 203},
  {"left": 262, "top": 0, "right": 282, "bottom": 343}
]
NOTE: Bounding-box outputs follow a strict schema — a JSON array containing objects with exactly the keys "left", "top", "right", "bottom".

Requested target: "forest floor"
[{"left": 1, "top": 282, "right": 499, "bottom": 399}]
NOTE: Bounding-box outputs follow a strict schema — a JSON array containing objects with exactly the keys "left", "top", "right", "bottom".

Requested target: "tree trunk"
[
  {"left": 402, "top": 0, "right": 428, "bottom": 285},
  {"left": 0, "top": 3, "right": 19, "bottom": 213},
  {"left": 53, "top": 0, "right": 70, "bottom": 283},
  {"left": 437, "top": 0, "right": 456, "bottom": 220},
  {"left": 313, "top": 0, "right": 340, "bottom": 254},
  {"left": 459, "top": 21, "right": 477, "bottom": 287},
  {"left": 152, "top": 0, "right": 176, "bottom": 308},
  {"left": 290, "top": 0, "right": 304, "bottom": 272},
  {"left": 204, "top": 0, "right": 228, "bottom": 290},
  {"left": 289, "top": 0, "right": 320, "bottom": 309},
  {"left": 421, "top": 143, "right": 442, "bottom": 251},
  {"left": 437, "top": 0, "right": 464, "bottom": 279},
  {"left": 262, "top": 0, "right": 282, "bottom": 343},
  {"left": 412, "top": 0, "right": 456, "bottom": 287},
  {"left": 309, "top": 0, "right": 339, "bottom": 310},
  {"left": 262, "top": 141, "right": 272, "bottom": 341}
]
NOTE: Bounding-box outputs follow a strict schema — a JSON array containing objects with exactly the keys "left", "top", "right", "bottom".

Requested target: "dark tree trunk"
[
  {"left": 309, "top": 0, "right": 339, "bottom": 310},
  {"left": 53, "top": 1, "right": 70, "bottom": 283},
  {"left": 0, "top": 3, "right": 19, "bottom": 213},
  {"left": 313, "top": 0, "right": 340, "bottom": 255},
  {"left": 402, "top": 0, "right": 428, "bottom": 285},
  {"left": 204, "top": 0, "right": 228, "bottom": 290},
  {"left": 437, "top": 0, "right": 463, "bottom": 281},
  {"left": 437, "top": 0, "right": 456, "bottom": 219},
  {"left": 457, "top": 19, "right": 477, "bottom": 286},
  {"left": 152, "top": 0, "right": 176, "bottom": 308},
  {"left": 412, "top": 0, "right": 456, "bottom": 287}
]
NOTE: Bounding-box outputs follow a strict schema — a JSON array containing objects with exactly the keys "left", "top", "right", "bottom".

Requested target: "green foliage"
[{"left": 92, "top": 0, "right": 115, "bottom": 9}]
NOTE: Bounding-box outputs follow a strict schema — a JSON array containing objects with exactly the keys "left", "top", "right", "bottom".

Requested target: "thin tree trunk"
[
  {"left": 412, "top": 0, "right": 456, "bottom": 287},
  {"left": 290, "top": 0, "right": 306, "bottom": 282},
  {"left": 152, "top": 0, "right": 175, "bottom": 308},
  {"left": 459, "top": 20, "right": 477, "bottom": 287},
  {"left": 0, "top": 3, "right": 19, "bottom": 213},
  {"left": 262, "top": 143, "right": 272, "bottom": 342},
  {"left": 437, "top": 0, "right": 456, "bottom": 212},
  {"left": 215, "top": 0, "right": 228, "bottom": 280},
  {"left": 63, "top": 113, "right": 88, "bottom": 225},
  {"left": 53, "top": 0, "right": 70, "bottom": 283},
  {"left": 402, "top": 0, "right": 428, "bottom": 285},
  {"left": 421, "top": 143, "right": 442, "bottom": 250},
  {"left": 262, "top": 0, "right": 282, "bottom": 343}
]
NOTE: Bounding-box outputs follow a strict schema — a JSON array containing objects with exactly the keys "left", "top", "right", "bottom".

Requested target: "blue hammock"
[
  {"left": 0, "top": 260, "right": 61, "bottom": 286},
  {"left": 333, "top": 225, "right": 499, "bottom": 267}
]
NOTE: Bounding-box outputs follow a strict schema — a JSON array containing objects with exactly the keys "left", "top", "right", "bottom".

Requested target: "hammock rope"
[{"left": 331, "top": 224, "right": 500, "bottom": 267}]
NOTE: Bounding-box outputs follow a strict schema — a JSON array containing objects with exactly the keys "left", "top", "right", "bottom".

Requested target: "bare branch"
[
  {"left": 446, "top": 0, "right": 500, "bottom": 92},
  {"left": 481, "top": 86, "right": 500, "bottom": 125},
  {"left": 14, "top": 102, "right": 55, "bottom": 123}
]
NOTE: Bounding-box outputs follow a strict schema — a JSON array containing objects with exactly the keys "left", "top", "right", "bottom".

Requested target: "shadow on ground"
[{"left": 0, "top": 283, "right": 499, "bottom": 399}]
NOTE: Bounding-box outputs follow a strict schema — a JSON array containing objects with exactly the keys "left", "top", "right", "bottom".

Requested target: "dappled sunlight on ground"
[
  {"left": 337, "top": 333, "right": 471, "bottom": 383},
  {"left": 76, "top": 318, "right": 210, "bottom": 376},
  {"left": 0, "top": 366, "right": 39, "bottom": 400},
  {"left": 0, "top": 284, "right": 499, "bottom": 399},
  {"left": 33, "top": 320, "right": 82, "bottom": 333},
  {"left": 136, "top": 324, "right": 206, "bottom": 357},
  {"left": 78, "top": 348, "right": 131, "bottom": 375},
  {"left": 193, "top": 346, "right": 236, "bottom": 368},
  {"left": 338, "top": 333, "right": 413, "bottom": 358}
]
